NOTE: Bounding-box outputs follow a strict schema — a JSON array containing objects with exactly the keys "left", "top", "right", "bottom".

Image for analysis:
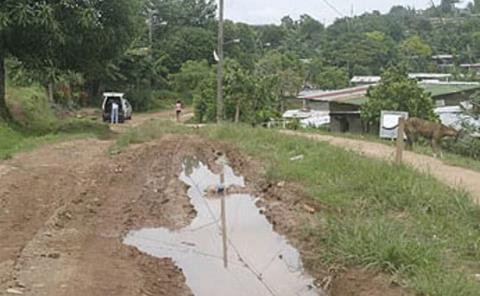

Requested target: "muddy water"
[{"left": 124, "top": 158, "right": 323, "bottom": 296}]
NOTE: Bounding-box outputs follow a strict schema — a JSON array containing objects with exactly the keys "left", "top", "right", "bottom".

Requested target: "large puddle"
[{"left": 124, "top": 157, "right": 323, "bottom": 296}]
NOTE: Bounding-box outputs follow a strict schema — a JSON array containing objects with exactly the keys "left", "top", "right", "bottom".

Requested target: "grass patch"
[
  {"left": 6, "top": 84, "right": 59, "bottom": 133},
  {"left": 113, "top": 121, "right": 480, "bottom": 295},
  {"left": 0, "top": 123, "right": 107, "bottom": 160},
  {"left": 0, "top": 85, "right": 110, "bottom": 159},
  {"left": 301, "top": 128, "right": 480, "bottom": 173},
  {"left": 108, "top": 119, "right": 191, "bottom": 154}
]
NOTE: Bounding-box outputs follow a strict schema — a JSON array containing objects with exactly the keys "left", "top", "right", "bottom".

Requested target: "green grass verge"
[
  {"left": 113, "top": 120, "right": 480, "bottom": 296},
  {"left": 0, "top": 84, "right": 110, "bottom": 160},
  {"left": 108, "top": 119, "right": 191, "bottom": 155},
  {"left": 301, "top": 128, "right": 480, "bottom": 173},
  {"left": 0, "top": 121, "right": 110, "bottom": 160}
]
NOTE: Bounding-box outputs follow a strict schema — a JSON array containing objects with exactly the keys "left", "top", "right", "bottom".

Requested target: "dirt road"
[
  {"left": 0, "top": 113, "right": 410, "bottom": 296},
  {"left": 283, "top": 131, "right": 480, "bottom": 204},
  {"left": 0, "top": 111, "right": 195, "bottom": 296}
]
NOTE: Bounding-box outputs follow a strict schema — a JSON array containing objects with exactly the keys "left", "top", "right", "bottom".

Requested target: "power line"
[
  {"left": 321, "top": 0, "right": 345, "bottom": 17},
  {"left": 185, "top": 172, "right": 280, "bottom": 296}
]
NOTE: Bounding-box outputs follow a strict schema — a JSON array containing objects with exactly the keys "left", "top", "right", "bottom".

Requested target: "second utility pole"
[{"left": 216, "top": 0, "right": 224, "bottom": 123}]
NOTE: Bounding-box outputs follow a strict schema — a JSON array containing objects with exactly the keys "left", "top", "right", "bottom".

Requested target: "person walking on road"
[
  {"left": 176, "top": 100, "right": 182, "bottom": 123},
  {"left": 111, "top": 101, "right": 119, "bottom": 124}
]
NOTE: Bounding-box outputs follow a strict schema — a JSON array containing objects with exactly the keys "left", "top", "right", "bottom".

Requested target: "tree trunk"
[
  {"left": 0, "top": 55, "right": 11, "bottom": 121},
  {"left": 85, "top": 80, "right": 101, "bottom": 106},
  {"left": 46, "top": 82, "right": 54, "bottom": 103},
  {"left": 235, "top": 101, "right": 241, "bottom": 123}
]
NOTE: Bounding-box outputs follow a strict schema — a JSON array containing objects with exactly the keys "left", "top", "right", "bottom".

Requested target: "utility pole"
[{"left": 216, "top": 0, "right": 225, "bottom": 123}]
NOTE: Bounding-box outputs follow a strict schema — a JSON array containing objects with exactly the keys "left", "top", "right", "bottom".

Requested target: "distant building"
[
  {"left": 420, "top": 81, "right": 480, "bottom": 107},
  {"left": 432, "top": 54, "right": 455, "bottom": 69},
  {"left": 409, "top": 73, "right": 452, "bottom": 82},
  {"left": 282, "top": 109, "right": 330, "bottom": 128},
  {"left": 460, "top": 63, "right": 480, "bottom": 74},
  {"left": 435, "top": 105, "right": 480, "bottom": 137},
  {"left": 350, "top": 76, "right": 381, "bottom": 86},
  {"left": 350, "top": 73, "right": 452, "bottom": 86},
  {"left": 298, "top": 81, "right": 480, "bottom": 133},
  {"left": 298, "top": 86, "right": 369, "bottom": 133}
]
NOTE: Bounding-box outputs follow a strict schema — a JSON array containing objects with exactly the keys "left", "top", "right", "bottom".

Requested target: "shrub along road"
[{"left": 284, "top": 130, "right": 480, "bottom": 204}]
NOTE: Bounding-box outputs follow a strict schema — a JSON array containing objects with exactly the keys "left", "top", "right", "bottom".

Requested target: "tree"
[
  {"left": 162, "top": 26, "right": 216, "bottom": 71},
  {"left": 256, "top": 50, "right": 305, "bottom": 111},
  {"left": 0, "top": 0, "right": 142, "bottom": 120},
  {"left": 171, "top": 60, "right": 215, "bottom": 123},
  {"left": 170, "top": 60, "right": 213, "bottom": 100},
  {"left": 150, "top": 0, "right": 217, "bottom": 72},
  {"left": 361, "top": 65, "right": 436, "bottom": 127},
  {"left": 103, "top": 46, "right": 169, "bottom": 111},
  {"left": 69, "top": 0, "right": 144, "bottom": 100},
  {"left": 440, "top": 0, "right": 460, "bottom": 14},
  {"left": 0, "top": 0, "right": 70, "bottom": 119},
  {"left": 255, "top": 25, "right": 287, "bottom": 50},
  {"left": 307, "top": 58, "right": 349, "bottom": 90},
  {"left": 224, "top": 59, "right": 255, "bottom": 123},
  {"left": 223, "top": 21, "right": 257, "bottom": 70},
  {"left": 150, "top": 0, "right": 216, "bottom": 28},
  {"left": 280, "top": 14, "right": 325, "bottom": 57},
  {"left": 400, "top": 35, "right": 432, "bottom": 72},
  {"left": 324, "top": 30, "right": 397, "bottom": 76}
]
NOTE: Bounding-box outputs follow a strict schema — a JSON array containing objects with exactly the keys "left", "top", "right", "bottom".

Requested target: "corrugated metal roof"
[
  {"left": 460, "top": 63, "right": 480, "bottom": 68},
  {"left": 298, "top": 85, "right": 371, "bottom": 104},
  {"left": 421, "top": 82, "right": 480, "bottom": 97},
  {"left": 432, "top": 54, "right": 454, "bottom": 59},
  {"left": 351, "top": 76, "right": 381, "bottom": 84},
  {"left": 299, "top": 82, "right": 480, "bottom": 106}
]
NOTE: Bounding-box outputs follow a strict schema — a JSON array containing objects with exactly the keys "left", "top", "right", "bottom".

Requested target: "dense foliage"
[
  {"left": 2, "top": 0, "right": 480, "bottom": 123},
  {"left": 0, "top": 0, "right": 143, "bottom": 119},
  {"left": 361, "top": 66, "right": 437, "bottom": 126}
]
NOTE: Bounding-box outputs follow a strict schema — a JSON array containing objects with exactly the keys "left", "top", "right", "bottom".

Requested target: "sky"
[{"left": 221, "top": 0, "right": 470, "bottom": 25}]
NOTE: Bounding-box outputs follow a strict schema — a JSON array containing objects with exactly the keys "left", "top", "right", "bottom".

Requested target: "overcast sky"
[{"left": 222, "top": 0, "right": 470, "bottom": 25}]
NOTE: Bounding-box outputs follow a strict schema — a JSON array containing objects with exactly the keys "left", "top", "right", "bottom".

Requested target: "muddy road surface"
[{"left": 0, "top": 114, "right": 409, "bottom": 296}]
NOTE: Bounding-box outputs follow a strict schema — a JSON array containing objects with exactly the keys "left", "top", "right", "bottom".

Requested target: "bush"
[
  {"left": 6, "top": 84, "right": 110, "bottom": 136},
  {"left": 6, "top": 85, "right": 58, "bottom": 133},
  {"left": 286, "top": 118, "right": 301, "bottom": 130},
  {"left": 126, "top": 89, "right": 187, "bottom": 112},
  {"left": 442, "top": 137, "right": 480, "bottom": 160},
  {"left": 53, "top": 119, "right": 110, "bottom": 138}
]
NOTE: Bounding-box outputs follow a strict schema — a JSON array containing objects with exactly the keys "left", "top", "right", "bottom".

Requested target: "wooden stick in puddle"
[{"left": 217, "top": 153, "right": 228, "bottom": 269}]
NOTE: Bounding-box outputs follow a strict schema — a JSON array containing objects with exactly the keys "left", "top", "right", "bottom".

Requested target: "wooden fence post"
[{"left": 396, "top": 117, "right": 406, "bottom": 164}]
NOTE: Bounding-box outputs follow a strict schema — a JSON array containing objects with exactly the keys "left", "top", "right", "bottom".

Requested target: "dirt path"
[
  {"left": 0, "top": 114, "right": 410, "bottom": 296},
  {"left": 283, "top": 131, "right": 480, "bottom": 204},
  {"left": 0, "top": 111, "right": 196, "bottom": 296}
]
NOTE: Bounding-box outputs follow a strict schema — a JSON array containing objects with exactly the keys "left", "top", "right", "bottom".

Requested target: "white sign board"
[{"left": 379, "top": 111, "right": 409, "bottom": 139}]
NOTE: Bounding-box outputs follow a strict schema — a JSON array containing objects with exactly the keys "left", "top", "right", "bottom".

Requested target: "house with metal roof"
[
  {"left": 350, "top": 73, "right": 452, "bottom": 86},
  {"left": 432, "top": 54, "right": 455, "bottom": 69},
  {"left": 298, "top": 81, "right": 480, "bottom": 133},
  {"left": 298, "top": 85, "right": 370, "bottom": 133},
  {"left": 460, "top": 63, "right": 480, "bottom": 74}
]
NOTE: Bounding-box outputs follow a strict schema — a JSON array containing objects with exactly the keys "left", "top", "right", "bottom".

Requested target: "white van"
[{"left": 101, "top": 92, "right": 133, "bottom": 123}]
